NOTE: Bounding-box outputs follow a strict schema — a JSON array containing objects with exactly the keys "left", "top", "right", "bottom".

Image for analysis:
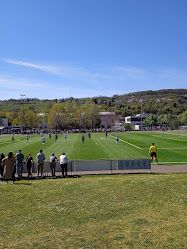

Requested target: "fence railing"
[{"left": 20, "top": 158, "right": 151, "bottom": 175}]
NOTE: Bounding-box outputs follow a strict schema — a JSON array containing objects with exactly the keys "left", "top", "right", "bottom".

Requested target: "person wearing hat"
[{"left": 26, "top": 153, "right": 33, "bottom": 177}]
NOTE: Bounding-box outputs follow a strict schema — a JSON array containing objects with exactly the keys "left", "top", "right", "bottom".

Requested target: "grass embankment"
[{"left": 0, "top": 174, "right": 186, "bottom": 248}]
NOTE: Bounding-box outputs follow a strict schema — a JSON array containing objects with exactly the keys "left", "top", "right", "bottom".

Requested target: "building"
[
  {"left": 99, "top": 112, "right": 116, "bottom": 128},
  {"left": 0, "top": 118, "right": 8, "bottom": 126},
  {"left": 125, "top": 114, "right": 149, "bottom": 127}
]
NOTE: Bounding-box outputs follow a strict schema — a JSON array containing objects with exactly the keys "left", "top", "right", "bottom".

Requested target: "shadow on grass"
[{"left": 0, "top": 175, "right": 82, "bottom": 183}]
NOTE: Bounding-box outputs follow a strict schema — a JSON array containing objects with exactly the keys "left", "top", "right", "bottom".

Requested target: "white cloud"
[
  {"left": 1, "top": 59, "right": 187, "bottom": 100},
  {"left": 4, "top": 59, "right": 60, "bottom": 75}
]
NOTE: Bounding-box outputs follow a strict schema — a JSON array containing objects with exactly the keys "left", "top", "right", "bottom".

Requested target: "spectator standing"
[
  {"left": 2, "top": 152, "right": 16, "bottom": 184},
  {"left": 16, "top": 150, "right": 24, "bottom": 179},
  {"left": 36, "top": 149, "right": 45, "bottom": 177},
  {"left": 60, "top": 153, "right": 68, "bottom": 177},
  {"left": 26, "top": 153, "right": 33, "bottom": 177},
  {"left": 50, "top": 153, "right": 58, "bottom": 177},
  {"left": 0, "top": 153, "right": 5, "bottom": 177}
]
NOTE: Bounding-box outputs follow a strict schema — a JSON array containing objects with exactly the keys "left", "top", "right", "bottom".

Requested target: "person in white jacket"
[{"left": 60, "top": 152, "right": 68, "bottom": 177}]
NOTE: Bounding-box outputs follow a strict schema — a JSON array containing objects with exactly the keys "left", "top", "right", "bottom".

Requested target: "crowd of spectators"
[{"left": 0, "top": 149, "right": 68, "bottom": 184}]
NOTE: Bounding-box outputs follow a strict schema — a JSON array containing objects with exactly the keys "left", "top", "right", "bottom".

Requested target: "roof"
[{"left": 99, "top": 112, "right": 115, "bottom": 116}]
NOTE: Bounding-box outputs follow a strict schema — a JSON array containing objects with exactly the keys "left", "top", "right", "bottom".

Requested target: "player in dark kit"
[{"left": 82, "top": 135, "right": 85, "bottom": 144}]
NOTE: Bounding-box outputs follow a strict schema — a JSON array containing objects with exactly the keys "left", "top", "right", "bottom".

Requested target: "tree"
[
  {"left": 157, "top": 115, "right": 163, "bottom": 126},
  {"left": 84, "top": 102, "right": 101, "bottom": 129},
  {"left": 162, "top": 114, "right": 171, "bottom": 126},
  {"left": 124, "top": 123, "right": 132, "bottom": 131},
  {"left": 178, "top": 110, "right": 187, "bottom": 125},
  {"left": 19, "top": 107, "right": 29, "bottom": 126},
  {"left": 25, "top": 111, "right": 39, "bottom": 127},
  {"left": 48, "top": 104, "right": 66, "bottom": 130},
  {"left": 143, "top": 114, "right": 157, "bottom": 128}
]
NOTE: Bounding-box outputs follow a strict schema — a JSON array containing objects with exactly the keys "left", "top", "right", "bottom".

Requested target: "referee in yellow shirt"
[{"left": 148, "top": 143, "right": 158, "bottom": 164}]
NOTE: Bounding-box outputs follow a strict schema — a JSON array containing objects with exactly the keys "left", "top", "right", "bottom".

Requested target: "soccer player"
[
  {"left": 11, "top": 134, "right": 14, "bottom": 143},
  {"left": 82, "top": 134, "right": 85, "bottom": 144},
  {"left": 26, "top": 134, "right": 29, "bottom": 142},
  {"left": 49, "top": 133, "right": 51, "bottom": 139},
  {"left": 161, "top": 130, "right": 164, "bottom": 138},
  {"left": 88, "top": 132, "right": 91, "bottom": 140},
  {"left": 148, "top": 143, "right": 158, "bottom": 164},
  {"left": 105, "top": 131, "right": 108, "bottom": 139},
  {"left": 65, "top": 133, "right": 67, "bottom": 140},
  {"left": 116, "top": 134, "right": 119, "bottom": 144},
  {"left": 42, "top": 136, "right": 46, "bottom": 145},
  {"left": 55, "top": 134, "right": 58, "bottom": 142}
]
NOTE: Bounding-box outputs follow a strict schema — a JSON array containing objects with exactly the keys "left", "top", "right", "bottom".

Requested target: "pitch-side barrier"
[{"left": 21, "top": 159, "right": 151, "bottom": 176}]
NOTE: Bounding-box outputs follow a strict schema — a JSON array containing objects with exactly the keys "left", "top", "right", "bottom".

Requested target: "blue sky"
[{"left": 0, "top": 0, "right": 187, "bottom": 100}]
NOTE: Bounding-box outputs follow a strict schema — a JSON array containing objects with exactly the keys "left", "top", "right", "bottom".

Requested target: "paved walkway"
[{"left": 151, "top": 164, "right": 187, "bottom": 173}]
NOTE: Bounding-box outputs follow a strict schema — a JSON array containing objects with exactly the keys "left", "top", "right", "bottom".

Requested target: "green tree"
[
  {"left": 19, "top": 106, "right": 29, "bottom": 126},
  {"left": 25, "top": 111, "right": 39, "bottom": 127},
  {"left": 162, "top": 114, "right": 171, "bottom": 126},
  {"left": 143, "top": 114, "right": 157, "bottom": 128},
  {"left": 157, "top": 115, "right": 164, "bottom": 126},
  {"left": 124, "top": 123, "right": 132, "bottom": 131},
  {"left": 48, "top": 104, "right": 66, "bottom": 130},
  {"left": 177, "top": 110, "right": 187, "bottom": 125},
  {"left": 84, "top": 102, "right": 100, "bottom": 129}
]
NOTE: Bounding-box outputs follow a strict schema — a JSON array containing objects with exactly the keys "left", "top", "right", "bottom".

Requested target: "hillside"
[{"left": 0, "top": 89, "right": 186, "bottom": 116}]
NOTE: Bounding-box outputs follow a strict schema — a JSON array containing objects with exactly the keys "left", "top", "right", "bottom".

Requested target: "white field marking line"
[
  {"left": 155, "top": 162, "right": 187, "bottom": 164},
  {"left": 151, "top": 134, "right": 186, "bottom": 142},
  {"left": 142, "top": 147, "right": 187, "bottom": 150},
  {"left": 109, "top": 135, "right": 142, "bottom": 150},
  {"left": 92, "top": 136, "right": 99, "bottom": 146},
  {"left": 163, "top": 132, "right": 187, "bottom": 136}
]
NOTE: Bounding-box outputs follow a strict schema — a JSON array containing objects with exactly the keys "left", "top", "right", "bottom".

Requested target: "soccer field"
[{"left": 0, "top": 131, "right": 187, "bottom": 164}]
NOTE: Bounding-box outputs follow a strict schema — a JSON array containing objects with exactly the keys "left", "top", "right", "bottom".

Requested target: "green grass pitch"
[
  {"left": 0, "top": 131, "right": 187, "bottom": 164},
  {"left": 0, "top": 174, "right": 186, "bottom": 248}
]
